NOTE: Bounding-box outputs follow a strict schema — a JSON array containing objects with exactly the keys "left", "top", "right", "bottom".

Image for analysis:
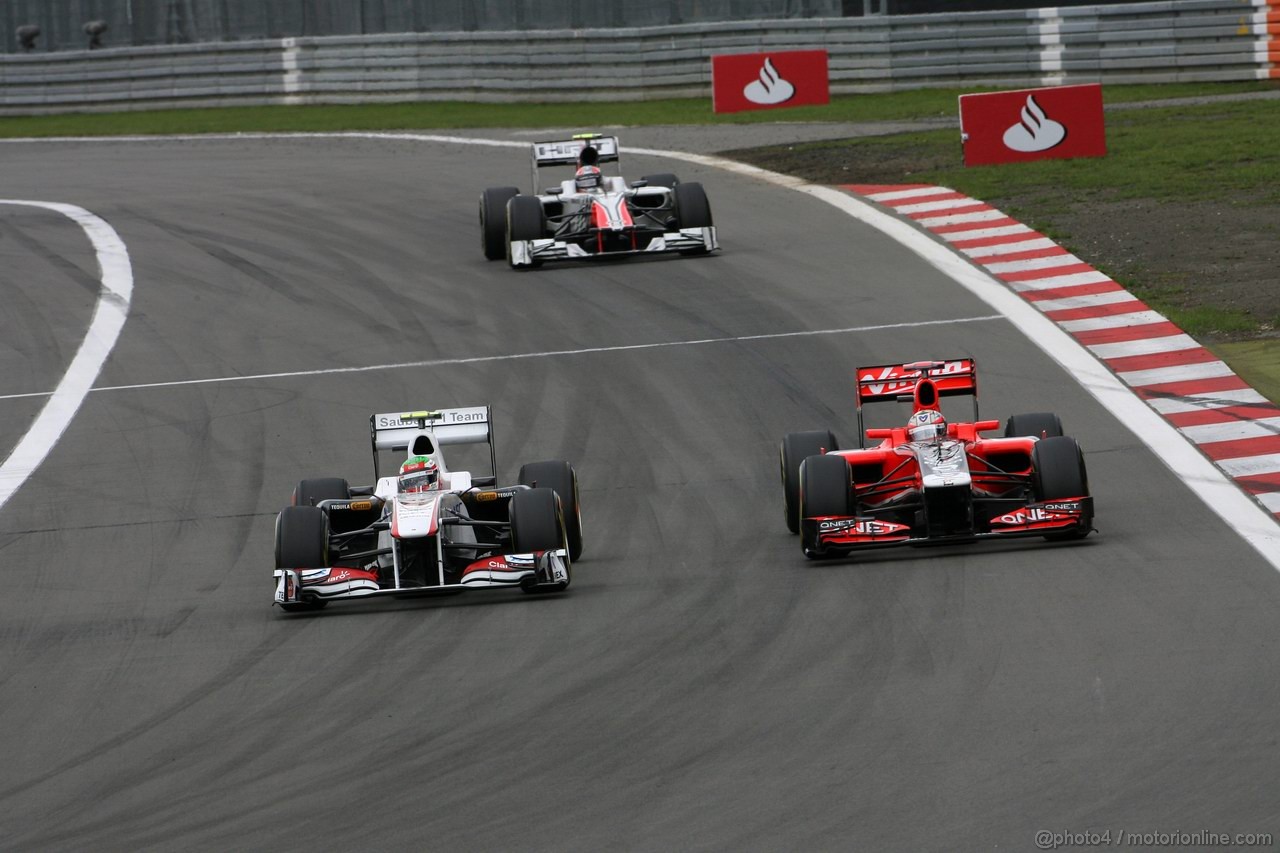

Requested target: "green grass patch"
[
  {"left": 0, "top": 80, "right": 1272, "bottom": 138},
  {"left": 1208, "top": 340, "right": 1280, "bottom": 405},
  {"left": 773, "top": 98, "right": 1280, "bottom": 204}
]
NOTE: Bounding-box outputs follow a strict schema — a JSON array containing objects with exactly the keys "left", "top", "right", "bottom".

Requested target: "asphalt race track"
[{"left": 2, "top": 137, "right": 1279, "bottom": 851}]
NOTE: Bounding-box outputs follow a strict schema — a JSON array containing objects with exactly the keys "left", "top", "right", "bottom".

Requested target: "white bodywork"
[
  {"left": 905, "top": 438, "right": 973, "bottom": 490},
  {"left": 509, "top": 227, "right": 717, "bottom": 266},
  {"left": 510, "top": 133, "right": 718, "bottom": 267}
]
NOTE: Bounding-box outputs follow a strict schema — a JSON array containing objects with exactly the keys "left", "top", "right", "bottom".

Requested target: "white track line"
[
  {"left": 8, "top": 131, "right": 1279, "bottom": 570},
  {"left": 0, "top": 201, "right": 133, "bottom": 511},
  {"left": 0, "top": 315, "right": 1002, "bottom": 401}
]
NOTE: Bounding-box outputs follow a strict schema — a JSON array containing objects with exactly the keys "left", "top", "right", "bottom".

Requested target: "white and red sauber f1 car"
[
  {"left": 779, "top": 359, "right": 1094, "bottom": 559},
  {"left": 273, "top": 406, "right": 584, "bottom": 612},
  {"left": 478, "top": 133, "right": 718, "bottom": 268}
]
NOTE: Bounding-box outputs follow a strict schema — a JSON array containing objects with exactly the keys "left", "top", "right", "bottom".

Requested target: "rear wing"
[
  {"left": 854, "top": 359, "right": 979, "bottom": 447},
  {"left": 369, "top": 406, "right": 497, "bottom": 485},
  {"left": 531, "top": 133, "right": 620, "bottom": 189}
]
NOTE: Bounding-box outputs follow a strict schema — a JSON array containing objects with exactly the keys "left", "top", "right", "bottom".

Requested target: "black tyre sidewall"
[
  {"left": 509, "top": 487, "right": 565, "bottom": 555},
  {"left": 276, "top": 505, "right": 330, "bottom": 569},
  {"left": 799, "top": 454, "right": 851, "bottom": 553},
  {"left": 674, "top": 182, "right": 712, "bottom": 229},
  {"left": 640, "top": 173, "right": 679, "bottom": 188},
  {"left": 1032, "top": 436, "right": 1088, "bottom": 500},
  {"left": 518, "top": 460, "right": 583, "bottom": 561},
  {"left": 507, "top": 195, "right": 546, "bottom": 242},
  {"left": 481, "top": 186, "right": 519, "bottom": 260},
  {"left": 1004, "top": 412, "right": 1064, "bottom": 439},
  {"left": 293, "top": 477, "right": 349, "bottom": 507},
  {"left": 780, "top": 430, "right": 839, "bottom": 534}
]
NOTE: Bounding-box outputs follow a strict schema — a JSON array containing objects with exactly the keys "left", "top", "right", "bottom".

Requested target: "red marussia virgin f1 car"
[
  {"left": 779, "top": 359, "right": 1094, "bottom": 559},
  {"left": 273, "top": 406, "right": 583, "bottom": 612}
]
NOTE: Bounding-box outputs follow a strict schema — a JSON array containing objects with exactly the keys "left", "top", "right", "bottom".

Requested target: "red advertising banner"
[
  {"left": 958, "top": 83, "right": 1106, "bottom": 167},
  {"left": 711, "top": 50, "right": 829, "bottom": 114}
]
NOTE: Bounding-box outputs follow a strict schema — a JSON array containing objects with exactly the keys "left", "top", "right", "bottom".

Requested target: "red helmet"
[{"left": 398, "top": 456, "right": 440, "bottom": 493}]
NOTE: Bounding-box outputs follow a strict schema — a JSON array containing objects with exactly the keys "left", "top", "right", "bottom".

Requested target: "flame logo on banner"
[
  {"left": 1002, "top": 95, "right": 1067, "bottom": 152},
  {"left": 743, "top": 57, "right": 796, "bottom": 105}
]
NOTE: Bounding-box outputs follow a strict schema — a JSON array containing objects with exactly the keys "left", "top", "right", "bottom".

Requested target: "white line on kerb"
[
  {"left": 0, "top": 201, "right": 133, "bottom": 511},
  {"left": 0, "top": 315, "right": 1002, "bottom": 401}
]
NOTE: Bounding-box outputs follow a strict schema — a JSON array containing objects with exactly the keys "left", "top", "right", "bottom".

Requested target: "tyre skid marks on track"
[
  {"left": 3, "top": 132, "right": 1276, "bottom": 571},
  {"left": 850, "top": 183, "right": 1280, "bottom": 532}
]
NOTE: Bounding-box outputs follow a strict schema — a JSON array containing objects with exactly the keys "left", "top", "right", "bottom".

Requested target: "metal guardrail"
[{"left": 0, "top": 0, "right": 1273, "bottom": 113}]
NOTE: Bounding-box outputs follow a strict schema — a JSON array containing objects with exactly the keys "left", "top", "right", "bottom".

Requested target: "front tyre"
[
  {"left": 1032, "top": 436, "right": 1092, "bottom": 540},
  {"left": 510, "top": 488, "right": 570, "bottom": 593},
  {"left": 780, "top": 430, "right": 839, "bottom": 534},
  {"left": 275, "top": 505, "right": 330, "bottom": 569},
  {"left": 480, "top": 186, "right": 520, "bottom": 260},
  {"left": 518, "top": 460, "right": 583, "bottom": 561},
  {"left": 798, "top": 454, "right": 852, "bottom": 559},
  {"left": 674, "top": 182, "right": 713, "bottom": 255},
  {"left": 507, "top": 195, "right": 547, "bottom": 269}
]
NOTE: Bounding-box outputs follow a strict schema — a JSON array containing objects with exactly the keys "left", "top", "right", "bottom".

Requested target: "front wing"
[
  {"left": 509, "top": 226, "right": 717, "bottom": 266},
  {"left": 803, "top": 497, "right": 1094, "bottom": 553},
  {"left": 273, "top": 548, "right": 570, "bottom": 607}
]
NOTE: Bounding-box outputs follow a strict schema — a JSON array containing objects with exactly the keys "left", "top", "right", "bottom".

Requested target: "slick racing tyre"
[
  {"left": 1004, "top": 412, "right": 1064, "bottom": 439},
  {"left": 275, "top": 505, "right": 330, "bottom": 569},
  {"left": 780, "top": 430, "right": 839, "bottom": 534},
  {"left": 518, "top": 460, "right": 583, "bottom": 561},
  {"left": 674, "top": 182, "right": 713, "bottom": 229},
  {"left": 1031, "top": 436, "right": 1092, "bottom": 541},
  {"left": 510, "top": 488, "right": 570, "bottom": 593},
  {"left": 480, "top": 186, "right": 519, "bottom": 261},
  {"left": 507, "top": 195, "right": 547, "bottom": 268},
  {"left": 798, "top": 454, "right": 851, "bottom": 559},
  {"left": 293, "top": 477, "right": 349, "bottom": 507},
  {"left": 639, "top": 173, "right": 679, "bottom": 189}
]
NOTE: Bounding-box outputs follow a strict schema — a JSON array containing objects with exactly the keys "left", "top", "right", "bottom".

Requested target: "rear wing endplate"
[
  {"left": 369, "top": 406, "right": 497, "bottom": 484},
  {"left": 854, "top": 359, "right": 979, "bottom": 447}
]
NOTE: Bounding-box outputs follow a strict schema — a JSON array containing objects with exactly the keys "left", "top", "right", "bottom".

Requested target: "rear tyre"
[
  {"left": 674, "top": 182, "right": 713, "bottom": 229},
  {"left": 507, "top": 195, "right": 547, "bottom": 268},
  {"left": 798, "top": 454, "right": 851, "bottom": 559},
  {"left": 518, "top": 460, "right": 583, "bottom": 561},
  {"left": 275, "top": 505, "right": 330, "bottom": 569},
  {"left": 293, "top": 477, "right": 349, "bottom": 507},
  {"left": 640, "top": 173, "right": 679, "bottom": 188},
  {"left": 1032, "top": 436, "right": 1092, "bottom": 540},
  {"left": 480, "top": 186, "right": 519, "bottom": 260},
  {"left": 1004, "top": 412, "right": 1064, "bottom": 439},
  {"left": 510, "top": 488, "right": 570, "bottom": 593},
  {"left": 780, "top": 430, "right": 839, "bottom": 534}
]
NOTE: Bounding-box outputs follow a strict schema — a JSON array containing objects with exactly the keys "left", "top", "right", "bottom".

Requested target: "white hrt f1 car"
[
  {"left": 479, "top": 133, "right": 718, "bottom": 268},
  {"left": 273, "top": 406, "right": 584, "bottom": 612}
]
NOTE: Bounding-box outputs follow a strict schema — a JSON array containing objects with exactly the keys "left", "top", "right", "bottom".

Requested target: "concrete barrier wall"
[{"left": 1, "top": 0, "right": 1274, "bottom": 114}]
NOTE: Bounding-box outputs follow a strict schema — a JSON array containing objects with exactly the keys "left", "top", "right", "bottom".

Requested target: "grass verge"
[
  {"left": 1210, "top": 341, "right": 1280, "bottom": 406},
  {"left": 0, "top": 81, "right": 1272, "bottom": 138}
]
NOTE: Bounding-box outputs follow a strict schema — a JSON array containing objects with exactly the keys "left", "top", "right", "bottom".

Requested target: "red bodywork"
[{"left": 801, "top": 358, "right": 1092, "bottom": 553}]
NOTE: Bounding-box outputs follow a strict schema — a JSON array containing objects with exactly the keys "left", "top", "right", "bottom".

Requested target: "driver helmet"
[
  {"left": 574, "top": 166, "right": 602, "bottom": 192},
  {"left": 398, "top": 455, "right": 440, "bottom": 493},
  {"left": 907, "top": 409, "right": 947, "bottom": 442}
]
